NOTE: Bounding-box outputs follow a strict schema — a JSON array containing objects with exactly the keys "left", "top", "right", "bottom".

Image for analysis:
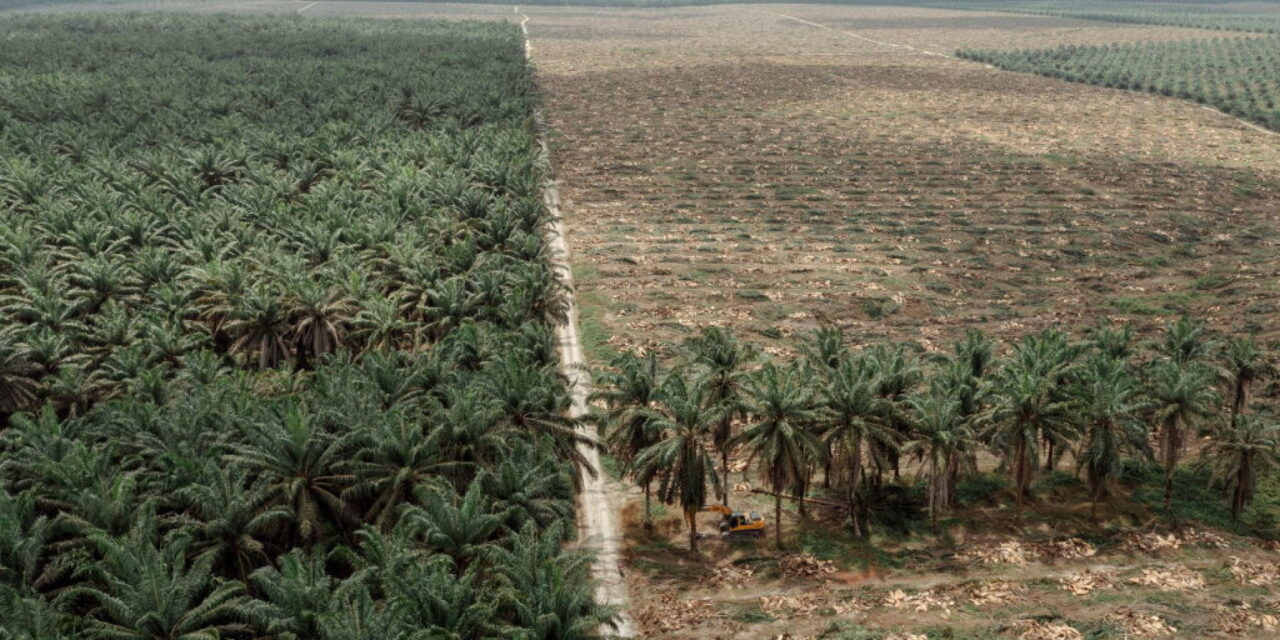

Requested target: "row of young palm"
[
  {"left": 594, "top": 320, "right": 1278, "bottom": 550},
  {"left": 959, "top": 36, "right": 1280, "bottom": 132},
  {"left": 0, "top": 14, "right": 612, "bottom": 639},
  {"left": 952, "top": 0, "right": 1280, "bottom": 35}
]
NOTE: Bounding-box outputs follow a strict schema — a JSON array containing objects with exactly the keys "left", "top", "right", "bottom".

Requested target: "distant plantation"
[
  {"left": 0, "top": 14, "right": 610, "bottom": 637},
  {"left": 960, "top": 36, "right": 1280, "bottom": 132}
]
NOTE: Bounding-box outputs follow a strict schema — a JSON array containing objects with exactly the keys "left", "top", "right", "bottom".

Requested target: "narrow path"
[
  {"left": 295, "top": 0, "right": 317, "bottom": 15},
  {"left": 766, "top": 10, "right": 955, "bottom": 59},
  {"left": 517, "top": 7, "right": 636, "bottom": 638}
]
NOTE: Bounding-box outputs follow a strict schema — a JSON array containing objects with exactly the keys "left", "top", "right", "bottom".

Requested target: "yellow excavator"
[{"left": 702, "top": 504, "right": 766, "bottom": 540}]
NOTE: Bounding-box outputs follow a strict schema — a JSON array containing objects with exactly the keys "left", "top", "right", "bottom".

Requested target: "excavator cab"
[{"left": 702, "top": 504, "right": 766, "bottom": 540}]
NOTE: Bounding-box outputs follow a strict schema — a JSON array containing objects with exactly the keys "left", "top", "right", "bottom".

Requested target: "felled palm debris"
[
  {"left": 1227, "top": 556, "right": 1280, "bottom": 586},
  {"left": 1009, "top": 619, "right": 1084, "bottom": 640},
  {"left": 1121, "top": 528, "right": 1229, "bottom": 554},
  {"left": 882, "top": 588, "right": 956, "bottom": 616},
  {"left": 779, "top": 552, "right": 837, "bottom": 578},
  {"left": 1215, "top": 602, "right": 1280, "bottom": 635},
  {"left": 759, "top": 584, "right": 862, "bottom": 617},
  {"left": 968, "top": 580, "right": 1026, "bottom": 606},
  {"left": 634, "top": 594, "right": 719, "bottom": 632},
  {"left": 1104, "top": 608, "right": 1177, "bottom": 637},
  {"left": 957, "top": 538, "right": 1094, "bottom": 565},
  {"left": 1127, "top": 564, "right": 1205, "bottom": 590},
  {"left": 705, "top": 562, "right": 755, "bottom": 588},
  {"left": 1059, "top": 570, "right": 1114, "bottom": 595},
  {"left": 956, "top": 541, "right": 1036, "bottom": 565}
]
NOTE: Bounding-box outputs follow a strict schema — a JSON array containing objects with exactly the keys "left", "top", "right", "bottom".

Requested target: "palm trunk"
[
  {"left": 1014, "top": 437, "right": 1027, "bottom": 523},
  {"left": 644, "top": 480, "right": 653, "bottom": 532},
  {"left": 1232, "top": 452, "right": 1251, "bottom": 520},
  {"left": 849, "top": 436, "right": 863, "bottom": 536},
  {"left": 720, "top": 446, "right": 730, "bottom": 508},
  {"left": 1044, "top": 439, "right": 1055, "bottom": 472},
  {"left": 687, "top": 506, "right": 698, "bottom": 553},
  {"left": 774, "top": 491, "right": 783, "bottom": 549},
  {"left": 1162, "top": 416, "right": 1180, "bottom": 516}
]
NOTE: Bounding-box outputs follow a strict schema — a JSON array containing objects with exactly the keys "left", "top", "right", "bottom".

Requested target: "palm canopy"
[
  {"left": 735, "top": 364, "right": 826, "bottom": 547},
  {"left": 632, "top": 372, "right": 723, "bottom": 552}
]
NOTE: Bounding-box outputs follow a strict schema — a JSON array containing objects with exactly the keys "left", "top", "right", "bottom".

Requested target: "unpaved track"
[{"left": 519, "top": 9, "right": 637, "bottom": 637}]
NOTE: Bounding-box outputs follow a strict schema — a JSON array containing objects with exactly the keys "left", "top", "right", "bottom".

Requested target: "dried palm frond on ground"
[
  {"left": 1227, "top": 556, "right": 1280, "bottom": 585},
  {"left": 779, "top": 553, "right": 837, "bottom": 578},
  {"left": 957, "top": 538, "right": 1095, "bottom": 566},
  {"left": 957, "top": 541, "right": 1036, "bottom": 565},
  {"left": 884, "top": 634, "right": 929, "bottom": 640},
  {"left": 1010, "top": 619, "right": 1084, "bottom": 640},
  {"left": 1128, "top": 564, "right": 1205, "bottom": 590},
  {"left": 968, "top": 580, "right": 1025, "bottom": 606},
  {"left": 1036, "top": 538, "right": 1097, "bottom": 562},
  {"left": 1121, "top": 532, "right": 1183, "bottom": 554},
  {"left": 704, "top": 562, "right": 755, "bottom": 588},
  {"left": 634, "top": 594, "right": 719, "bottom": 632},
  {"left": 1060, "top": 570, "right": 1115, "bottom": 595},
  {"left": 760, "top": 584, "right": 862, "bottom": 618},
  {"left": 1182, "top": 528, "right": 1230, "bottom": 549},
  {"left": 1105, "top": 608, "right": 1177, "bottom": 637},
  {"left": 882, "top": 588, "right": 956, "bottom": 616},
  {"left": 1216, "top": 602, "right": 1280, "bottom": 635}
]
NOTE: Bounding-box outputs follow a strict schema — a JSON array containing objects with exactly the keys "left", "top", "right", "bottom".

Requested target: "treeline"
[
  {"left": 960, "top": 36, "right": 1280, "bottom": 133},
  {"left": 0, "top": 15, "right": 610, "bottom": 638},
  {"left": 595, "top": 320, "right": 1278, "bottom": 549}
]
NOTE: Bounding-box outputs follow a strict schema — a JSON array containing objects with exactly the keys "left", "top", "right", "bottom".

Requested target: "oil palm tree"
[
  {"left": 0, "top": 331, "right": 42, "bottom": 423},
  {"left": 983, "top": 332, "right": 1077, "bottom": 522},
  {"left": 1221, "top": 335, "right": 1272, "bottom": 426},
  {"left": 479, "top": 358, "right": 596, "bottom": 480},
  {"left": 171, "top": 464, "right": 292, "bottom": 582},
  {"left": 486, "top": 522, "right": 616, "bottom": 640},
  {"left": 591, "top": 352, "right": 664, "bottom": 529},
  {"left": 904, "top": 383, "right": 976, "bottom": 530},
  {"left": 72, "top": 528, "right": 257, "bottom": 640},
  {"left": 865, "top": 344, "right": 923, "bottom": 482},
  {"left": 225, "top": 285, "right": 292, "bottom": 369},
  {"left": 734, "top": 364, "right": 825, "bottom": 548},
  {"left": 250, "top": 547, "right": 355, "bottom": 640},
  {"left": 1147, "top": 359, "right": 1219, "bottom": 515},
  {"left": 288, "top": 282, "right": 356, "bottom": 368},
  {"left": 344, "top": 413, "right": 453, "bottom": 529},
  {"left": 1199, "top": 415, "right": 1280, "bottom": 520},
  {"left": 631, "top": 373, "right": 722, "bottom": 553},
  {"left": 686, "top": 327, "right": 753, "bottom": 508},
  {"left": 399, "top": 483, "right": 502, "bottom": 572},
  {"left": 222, "top": 406, "right": 356, "bottom": 544},
  {"left": 819, "top": 357, "right": 893, "bottom": 536},
  {"left": 1074, "top": 357, "right": 1149, "bottom": 520}
]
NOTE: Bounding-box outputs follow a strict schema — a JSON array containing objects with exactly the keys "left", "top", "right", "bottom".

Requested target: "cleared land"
[{"left": 525, "top": 3, "right": 1280, "bottom": 360}]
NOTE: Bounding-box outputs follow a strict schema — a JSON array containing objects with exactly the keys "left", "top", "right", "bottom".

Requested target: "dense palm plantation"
[
  {"left": 596, "top": 321, "right": 1278, "bottom": 550},
  {"left": 0, "top": 14, "right": 612, "bottom": 638}
]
